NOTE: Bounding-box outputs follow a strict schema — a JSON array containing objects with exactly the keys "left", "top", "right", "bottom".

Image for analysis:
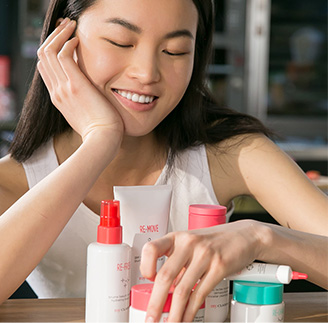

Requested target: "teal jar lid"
[{"left": 233, "top": 281, "right": 283, "bottom": 305}]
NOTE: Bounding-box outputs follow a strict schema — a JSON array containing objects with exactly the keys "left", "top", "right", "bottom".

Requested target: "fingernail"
[
  {"left": 145, "top": 316, "right": 155, "bottom": 322},
  {"left": 60, "top": 17, "right": 70, "bottom": 25}
]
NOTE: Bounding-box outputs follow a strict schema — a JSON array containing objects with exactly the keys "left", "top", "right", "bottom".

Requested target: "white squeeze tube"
[
  {"left": 114, "top": 185, "right": 172, "bottom": 287},
  {"left": 85, "top": 200, "right": 131, "bottom": 323},
  {"left": 228, "top": 262, "right": 308, "bottom": 284}
]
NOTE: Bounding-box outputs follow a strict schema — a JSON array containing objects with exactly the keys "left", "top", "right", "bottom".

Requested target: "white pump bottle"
[{"left": 85, "top": 200, "right": 131, "bottom": 322}]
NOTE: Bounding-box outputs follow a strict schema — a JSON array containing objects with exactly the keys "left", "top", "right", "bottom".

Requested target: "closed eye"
[
  {"left": 104, "top": 38, "right": 133, "bottom": 48},
  {"left": 163, "top": 50, "right": 188, "bottom": 56}
]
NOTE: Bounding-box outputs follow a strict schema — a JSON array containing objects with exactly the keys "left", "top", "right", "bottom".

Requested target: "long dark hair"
[{"left": 9, "top": 0, "right": 272, "bottom": 162}]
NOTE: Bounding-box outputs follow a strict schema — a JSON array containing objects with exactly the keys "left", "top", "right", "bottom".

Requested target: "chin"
[
  {"left": 123, "top": 128, "right": 155, "bottom": 138},
  {"left": 121, "top": 115, "right": 166, "bottom": 138}
]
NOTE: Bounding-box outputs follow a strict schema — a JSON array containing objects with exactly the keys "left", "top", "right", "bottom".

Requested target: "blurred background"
[{"left": 0, "top": 0, "right": 327, "bottom": 296}]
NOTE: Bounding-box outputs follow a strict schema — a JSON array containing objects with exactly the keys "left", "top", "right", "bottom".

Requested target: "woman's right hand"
[{"left": 37, "top": 18, "right": 124, "bottom": 144}]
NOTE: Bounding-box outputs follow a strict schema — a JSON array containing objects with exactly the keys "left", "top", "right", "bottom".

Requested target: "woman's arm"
[
  {"left": 208, "top": 133, "right": 328, "bottom": 286},
  {"left": 257, "top": 222, "right": 327, "bottom": 288},
  {"left": 0, "top": 131, "right": 121, "bottom": 304},
  {"left": 140, "top": 220, "right": 327, "bottom": 322},
  {"left": 140, "top": 134, "right": 328, "bottom": 322},
  {"left": 229, "top": 134, "right": 328, "bottom": 236},
  {"left": 0, "top": 18, "right": 123, "bottom": 304}
]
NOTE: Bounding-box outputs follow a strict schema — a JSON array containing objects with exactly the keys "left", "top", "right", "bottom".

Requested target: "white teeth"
[
  {"left": 116, "top": 90, "right": 155, "bottom": 104},
  {"left": 139, "top": 95, "right": 145, "bottom": 103},
  {"left": 132, "top": 93, "right": 139, "bottom": 102}
]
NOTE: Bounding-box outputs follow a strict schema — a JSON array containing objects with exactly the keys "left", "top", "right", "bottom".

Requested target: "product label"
[
  {"left": 117, "top": 261, "right": 131, "bottom": 271},
  {"left": 140, "top": 224, "right": 159, "bottom": 233},
  {"left": 114, "top": 185, "right": 171, "bottom": 287},
  {"left": 131, "top": 233, "right": 165, "bottom": 286},
  {"left": 205, "top": 280, "right": 229, "bottom": 322},
  {"left": 230, "top": 300, "right": 285, "bottom": 322},
  {"left": 85, "top": 245, "right": 131, "bottom": 322},
  {"left": 272, "top": 307, "right": 284, "bottom": 321}
]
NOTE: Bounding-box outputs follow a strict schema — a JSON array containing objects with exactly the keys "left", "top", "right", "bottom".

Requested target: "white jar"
[
  {"left": 129, "top": 283, "right": 205, "bottom": 322},
  {"left": 230, "top": 281, "right": 285, "bottom": 322}
]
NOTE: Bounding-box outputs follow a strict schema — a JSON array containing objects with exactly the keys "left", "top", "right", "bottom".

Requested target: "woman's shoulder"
[
  {"left": 206, "top": 133, "right": 281, "bottom": 165},
  {"left": 207, "top": 132, "right": 276, "bottom": 153},
  {"left": 205, "top": 133, "right": 282, "bottom": 205},
  {"left": 0, "top": 154, "right": 28, "bottom": 214}
]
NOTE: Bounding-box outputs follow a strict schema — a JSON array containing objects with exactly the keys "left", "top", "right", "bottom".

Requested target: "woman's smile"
[{"left": 112, "top": 88, "right": 159, "bottom": 112}]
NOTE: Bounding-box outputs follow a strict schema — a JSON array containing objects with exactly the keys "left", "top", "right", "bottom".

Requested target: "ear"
[{"left": 55, "top": 18, "right": 65, "bottom": 28}]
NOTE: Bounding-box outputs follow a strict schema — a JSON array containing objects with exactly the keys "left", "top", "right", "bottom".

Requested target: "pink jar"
[{"left": 129, "top": 283, "right": 205, "bottom": 322}]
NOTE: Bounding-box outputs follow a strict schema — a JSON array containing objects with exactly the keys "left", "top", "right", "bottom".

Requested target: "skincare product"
[
  {"left": 231, "top": 281, "right": 285, "bottom": 322},
  {"left": 114, "top": 185, "right": 172, "bottom": 286},
  {"left": 85, "top": 200, "right": 131, "bottom": 323},
  {"left": 188, "top": 204, "right": 229, "bottom": 323},
  {"left": 228, "top": 262, "right": 308, "bottom": 284},
  {"left": 129, "top": 283, "right": 205, "bottom": 322}
]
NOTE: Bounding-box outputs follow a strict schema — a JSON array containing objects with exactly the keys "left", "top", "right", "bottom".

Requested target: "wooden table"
[{"left": 0, "top": 293, "right": 327, "bottom": 322}]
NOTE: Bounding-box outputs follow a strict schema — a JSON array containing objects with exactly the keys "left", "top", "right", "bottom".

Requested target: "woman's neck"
[
  {"left": 54, "top": 130, "right": 167, "bottom": 187},
  {"left": 54, "top": 130, "right": 167, "bottom": 214}
]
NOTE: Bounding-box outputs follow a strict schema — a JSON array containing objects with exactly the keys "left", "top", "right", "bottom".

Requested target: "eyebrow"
[{"left": 104, "top": 18, "right": 194, "bottom": 40}]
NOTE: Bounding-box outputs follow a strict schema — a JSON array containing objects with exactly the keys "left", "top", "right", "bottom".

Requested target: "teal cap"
[{"left": 233, "top": 281, "right": 283, "bottom": 305}]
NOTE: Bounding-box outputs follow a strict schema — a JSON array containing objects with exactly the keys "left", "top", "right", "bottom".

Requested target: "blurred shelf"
[
  {"left": 208, "top": 64, "right": 234, "bottom": 75},
  {"left": 0, "top": 121, "right": 16, "bottom": 131},
  {"left": 277, "top": 142, "right": 328, "bottom": 161}
]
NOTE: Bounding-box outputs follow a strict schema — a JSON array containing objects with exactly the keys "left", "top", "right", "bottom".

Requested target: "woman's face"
[{"left": 75, "top": 0, "right": 198, "bottom": 137}]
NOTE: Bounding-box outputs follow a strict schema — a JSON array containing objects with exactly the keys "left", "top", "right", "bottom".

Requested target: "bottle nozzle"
[
  {"left": 292, "top": 271, "right": 308, "bottom": 280},
  {"left": 100, "top": 200, "right": 120, "bottom": 227},
  {"left": 97, "top": 200, "right": 122, "bottom": 244}
]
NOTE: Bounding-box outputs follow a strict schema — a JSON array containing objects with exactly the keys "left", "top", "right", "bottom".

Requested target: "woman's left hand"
[{"left": 140, "top": 219, "right": 265, "bottom": 322}]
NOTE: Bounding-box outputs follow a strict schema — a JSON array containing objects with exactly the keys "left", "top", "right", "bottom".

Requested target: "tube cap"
[
  {"left": 292, "top": 272, "right": 308, "bottom": 280},
  {"left": 97, "top": 200, "right": 122, "bottom": 244},
  {"left": 189, "top": 204, "right": 227, "bottom": 230},
  {"left": 233, "top": 281, "right": 283, "bottom": 305}
]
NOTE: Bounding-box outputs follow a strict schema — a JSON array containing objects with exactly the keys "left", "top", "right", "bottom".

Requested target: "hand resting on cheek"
[{"left": 37, "top": 18, "right": 124, "bottom": 145}]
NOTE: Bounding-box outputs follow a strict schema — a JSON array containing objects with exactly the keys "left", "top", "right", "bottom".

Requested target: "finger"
[
  {"left": 38, "top": 17, "right": 71, "bottom": 52},
  {"left": 172, "top": 266, "right": 187, "bottom": 287},
  {"left": 145, "top": 249, "right": 192, "bottom": 322},
  {"left": 37, "top": 60, "right": 53, "bottom": 92},
  {"left": 57, "top": 37, "right": 83, "bottom": 80},
  {"left": 42, "top": 20, "right": 77, "bottom": 84},
  {"left": 140, "top": 233, "right": 175, "bottom": 281},
  {"left": 168, "top": 261, "right": 207, "bottom": 322},
  {"left": 183, "top": 269, "right": 223, "bottom": 322}
]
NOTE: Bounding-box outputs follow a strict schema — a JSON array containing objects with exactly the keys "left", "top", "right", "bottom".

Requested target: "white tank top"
[{"left": 23, "top": 139, "right": 232, "bottom": 298}]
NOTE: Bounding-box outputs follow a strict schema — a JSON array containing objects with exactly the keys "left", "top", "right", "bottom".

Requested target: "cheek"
[
  {"left": 76, "top": 43, "right": 121, "bottom": 86},
  {"left": 165, "top": 58, "right": 194, "bottom": 99}
]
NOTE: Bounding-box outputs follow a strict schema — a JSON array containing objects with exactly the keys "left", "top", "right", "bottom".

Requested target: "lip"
[{"left": 112, "top": 89, "right": 158, "bottom": 112}]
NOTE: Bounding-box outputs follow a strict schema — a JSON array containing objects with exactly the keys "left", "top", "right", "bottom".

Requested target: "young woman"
[{"left": 0, "top": 0, "right": 327, "bottom": 321}]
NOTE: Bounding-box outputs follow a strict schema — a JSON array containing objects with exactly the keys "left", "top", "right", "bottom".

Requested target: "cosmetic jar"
[
  {"left": 230, "top": 281, "right": 284, "bottom": 322},
  {"left": 189, "top": 204, "right": 229, "bottom": 323},
  {"left": 129, "top": 283, "right": 205, "bottom": 322}
]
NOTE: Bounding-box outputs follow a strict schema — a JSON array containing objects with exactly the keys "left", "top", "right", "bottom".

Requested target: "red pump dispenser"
[{"left": 97, "top": 200, "right": 122, "bottom": 244}]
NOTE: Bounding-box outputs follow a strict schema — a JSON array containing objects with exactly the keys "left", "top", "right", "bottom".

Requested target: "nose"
[{"left": 127, "top": 46, "right": 161, "bottom": 85}]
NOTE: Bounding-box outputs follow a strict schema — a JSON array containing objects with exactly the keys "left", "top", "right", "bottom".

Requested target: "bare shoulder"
[
  {"left": 0, "top": 154, "right": 28, "bottom": 215},
  {"left": 206, "top": 133, "right": 275, "bottom": 205},
  {"left": 207, "top": 133, "right": 328, "bottom": 234}
]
